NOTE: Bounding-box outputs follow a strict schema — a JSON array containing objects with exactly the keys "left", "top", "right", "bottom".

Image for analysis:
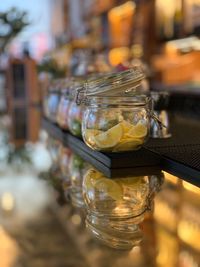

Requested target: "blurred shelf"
[{"left": 42, "top": 118, "right": 200, "bottom": 186}]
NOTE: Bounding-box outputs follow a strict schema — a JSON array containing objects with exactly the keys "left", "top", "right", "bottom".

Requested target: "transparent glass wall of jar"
[
  {"left": 56, "top": 79, "right": 72, "bottom": 130},
  {"left": 67, "top": 80, "right": 85, "bottom": 137},
  {"left": 47, "top": 80, "right": 61, "bottom": 123}
]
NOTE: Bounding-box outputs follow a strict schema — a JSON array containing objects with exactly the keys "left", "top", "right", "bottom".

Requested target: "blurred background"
[
  {"left": 0, "top": 1, "right": 200, "bottom": 267},
  {"left": 1, "top": 0, "right": 200, "bottom": 143}
]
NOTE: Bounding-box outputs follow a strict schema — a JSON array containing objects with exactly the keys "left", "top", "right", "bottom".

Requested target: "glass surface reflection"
[
  {"left": 82, "top": 168, "right": 163, "bottom": 250},
  {"left": 0, "top": 120, "right": 200, "bottom": 266},
  {"left": 68, "top": 153, "right": 89, "bottom": 208}
]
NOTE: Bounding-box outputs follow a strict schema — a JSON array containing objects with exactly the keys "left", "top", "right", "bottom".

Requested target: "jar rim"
[
  {"left": 85, "top": 67, "right": 144, "bottom": 97},
  {"left": 85, "top": 95, "right": 151, "bottom": 108},
  {"left": 74, "top": 68, "right": 145, "bottom": 105}
]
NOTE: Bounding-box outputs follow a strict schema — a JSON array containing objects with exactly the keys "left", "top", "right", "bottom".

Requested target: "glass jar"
[
  {"left": 78, "top": 69, "right": 151, "bottom": 152},
  {"left": 47, "top": 80, "right": 61, "bottom": 123},
  {"left": 56, "top": 79, "right": 71, "bottom": 130},
  {"left": 68, "top": 81, "right": 84, "bottom": 137},
  {"left": 82, "top": 168, "right": 163, "bottom": 249}
]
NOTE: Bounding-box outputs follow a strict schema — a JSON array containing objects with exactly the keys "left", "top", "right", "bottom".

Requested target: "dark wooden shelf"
[{"left": 42, "top": 118, "right": 200, "bottom": 187}]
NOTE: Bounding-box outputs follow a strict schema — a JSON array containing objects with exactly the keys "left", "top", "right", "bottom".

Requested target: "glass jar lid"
[
  {"left": 75, "top": 67, "right": 145, "bottom": 104},
  {"left": 69, "top": 78, "right": 86, "bottom": 100}
]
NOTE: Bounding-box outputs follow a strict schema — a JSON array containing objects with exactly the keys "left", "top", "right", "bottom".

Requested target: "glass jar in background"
[
  {"left": 56, "top": 79, "right": 71, "bottom": 130},
  {"left": 47, "top": 80, "right": 61, "bottom": 123},
  {"left": 78, "top": 69, "right": 151, "bottom": 152},
  {"left": 68, "top": 81, "right": 84, "bottom": 137},
  {"left": 82, "top": 168, "right": 163, "bottom": 249}
]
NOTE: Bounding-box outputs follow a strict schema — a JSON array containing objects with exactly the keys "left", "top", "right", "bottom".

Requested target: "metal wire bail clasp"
[
  {"left": 148, "top": 98, "right": 167, "bottom": 129},
  {"left": 75, "top": 85, "right": 86, "bottom": 105},
  {"left": 150, "top": 112, "right": 167, "bottom": 129}
]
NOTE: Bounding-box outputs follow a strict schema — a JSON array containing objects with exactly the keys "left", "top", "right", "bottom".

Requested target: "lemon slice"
[
  {"left": 94, "top": 178, "right": 123, "bottom": 201},
  {"left": 120, "top": 120, "right": 133, "bottom": 134},
  {"left": 84, "top": 169, "right": 104, "bottom": 190},
  {"left": 113, "top": 138, "right": 142, "bottom": 152},
  {"left": 127, "top": 122, "right": 147, "bottom": 139},
  {"left": 94, "top": 124, "right": 123, "bottom": 149},
  {"left": 85, "top": 129, "right": 103, "bottom": 144}
]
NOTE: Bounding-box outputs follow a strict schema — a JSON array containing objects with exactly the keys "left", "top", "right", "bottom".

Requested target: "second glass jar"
[{"left": 68, "top": 80, "right": 84, "bottom": 137}]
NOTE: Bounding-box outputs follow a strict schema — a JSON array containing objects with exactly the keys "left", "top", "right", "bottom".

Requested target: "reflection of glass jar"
[
  {"left": 82, "top": 168, "right": 162, "bottom": 249},
  {"left": 58, "top": 145, "right": 72, "bottom": 180},
  {"left": 68, "top": 101, "right": 83, "bottom": 137},
  {"left": 56, "top": 80, "right": 71, "bottom": 130},
  {"left": 68, "top": 81, "right": 84, "bottom": 137},
  {"left": 86, "top": 214, "right": 142, "bottom": 250},
  {"left": 47, "top": 81, "right": 61, "bottom": 123},
  {"left": 83, "top": 168, "right": 150, "bottom": 218},
  {"left": 78, "top": 69, "right": 151, "bottom": 152},
  {"left": 68, "top": 153, "right": 89, "bottom": 208}
]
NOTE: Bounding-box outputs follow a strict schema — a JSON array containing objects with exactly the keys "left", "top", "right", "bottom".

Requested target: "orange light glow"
[
  {"left": 1, "top": 192, "right": 14, "bottom": 212},
  {"left": 108, "top": 1, "right": 135, "bottom": 47},
  {"left": 108, "top": 47, "right": 130, "bottom": 66},
  {"left": 163, "top": 172, "right": 178, "bottom": 185},
  {"left": 154, "top": 200, "right": 177, "bottom": 231},
  {"left": 182, "top": 181, "right": 200, "bottom": 195},
  {"left": 0, "top": 226, "right": 18, "bottom": 267},
  {"left": 178, "top": 219, "right": 200, "bottom": 251}
]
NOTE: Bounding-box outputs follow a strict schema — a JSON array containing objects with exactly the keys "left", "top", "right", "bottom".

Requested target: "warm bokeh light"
[
  {"left": 0, "top": 226, "right": 18, "bottom": 267},
  {"left": 108, "top": 47, "right": 130, "bottom": 66},
  {"left": 163, "top": 172, "right": 178, "bottom": 185},
  {"left": 154, "top": 200, "right": 177, "bottom": 232},
  {"left": 1, "top": 192, "right": 14, "bottom": 212},
  {"left": 108, "top": 1, "right": 135, "bottom": 47},
  {"left": 156, "top": 0, "right": 181, "bottom": 38},
  {"left": 178, "top": 219, "right": 200, "bottom": 251},
  {"left": 182, "top": 181, "right": 200, "bottom": 195},
  {"left": 156, "top": 227, "right": 178, "bottom": 267},
  {"left": 71, "top": 214, "right": 81, "bottom": 226}
]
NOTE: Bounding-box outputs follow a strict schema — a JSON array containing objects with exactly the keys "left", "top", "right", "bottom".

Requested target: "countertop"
[{"left": 0, "top": 169, "right": 199, "bottom": 267}]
